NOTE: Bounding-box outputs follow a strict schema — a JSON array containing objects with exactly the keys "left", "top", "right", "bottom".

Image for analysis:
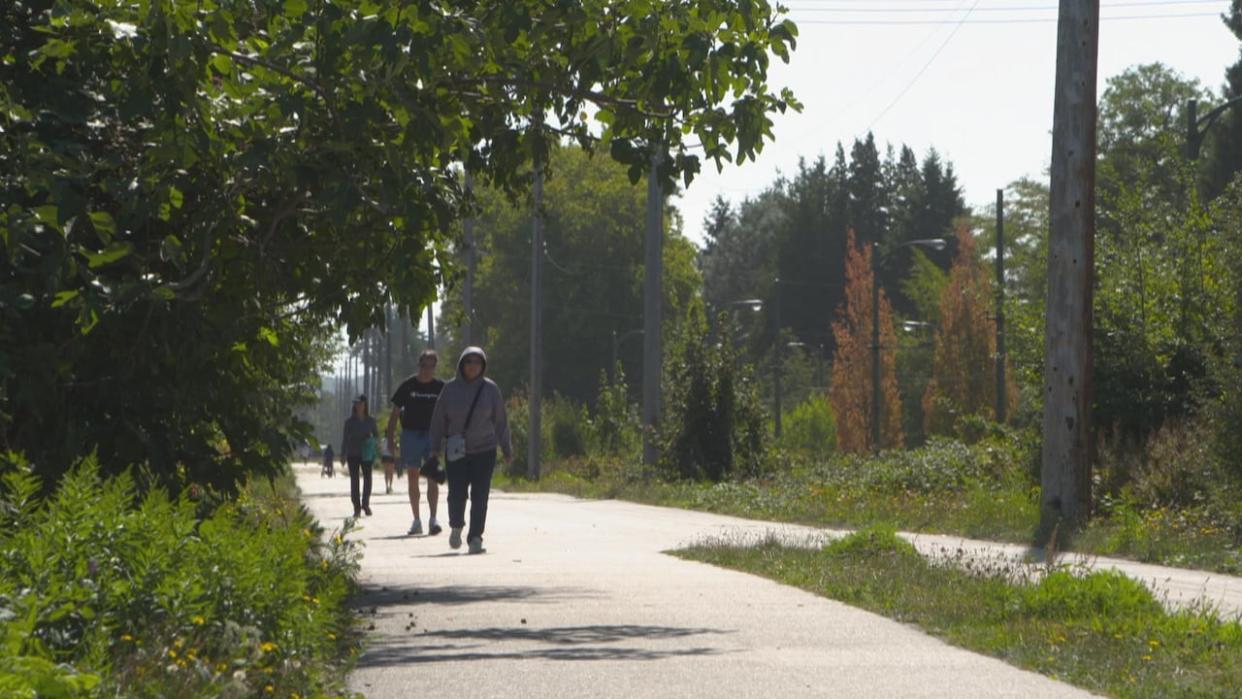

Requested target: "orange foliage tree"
[
  {"left": 922, "top": 226, "right": 1019, "bottom": 435},
  {"left": 829, "top": 230, "right": 903, "bottom": 452}
]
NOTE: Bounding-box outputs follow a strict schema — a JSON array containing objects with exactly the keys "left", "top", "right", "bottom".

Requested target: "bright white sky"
[{"left": 674, "top": 0, "right": 1240, "bottom": 244}]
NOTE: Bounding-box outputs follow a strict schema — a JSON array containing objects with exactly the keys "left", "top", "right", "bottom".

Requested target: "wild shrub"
[
  {"left": 1020, "top": 569, "right": 1162, "bottom": 621},
  {"left": 781, "top": 395, "right": 837, "bottom": 456},
  {"left": 0, "top": 458, "right": 359, "bottom": 697},
  {"left": 548, "top": 394, "right": 590, "bottom": 459},
  {"left": 659, "top": 312, "right": 768, "bottom": 482},
  {"left": 591, "top": 365, "right": 641, "bottom": 458}
]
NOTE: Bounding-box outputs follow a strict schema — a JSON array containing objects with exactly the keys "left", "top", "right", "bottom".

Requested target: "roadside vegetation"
[
  {"left": 0, "top": 457, "right": 362, "bottom": 698},
  {"left": 676, "top": 527, "right": 1242, "bottom": 698},
  {"left": 497, "top": 347, "right": 1242, "bottom": 574}
]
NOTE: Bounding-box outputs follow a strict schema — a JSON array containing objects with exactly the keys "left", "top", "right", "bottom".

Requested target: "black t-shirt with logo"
[{"left": 391, "top": 376, "right": 445, "bottom": 431}]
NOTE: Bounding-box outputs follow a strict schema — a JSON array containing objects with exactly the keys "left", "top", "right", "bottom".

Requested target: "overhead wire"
[{"left": 865, "top": 0, "right": 982, "bottom": 130}]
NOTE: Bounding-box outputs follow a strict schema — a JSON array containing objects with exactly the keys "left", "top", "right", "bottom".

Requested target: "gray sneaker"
[
  {"left": 449, "top": 527, "right": 463, "bottom": 549},
  {"left": 467, "top": 536, "right": 485, "bottom": 555},
  {"left": 408, "top": 519, "right": 423, "bottom": 536}
]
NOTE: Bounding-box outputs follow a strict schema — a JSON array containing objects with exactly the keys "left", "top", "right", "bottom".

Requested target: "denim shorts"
[{"left": 399, "top": 430, "right": 431, "bottom": 472}]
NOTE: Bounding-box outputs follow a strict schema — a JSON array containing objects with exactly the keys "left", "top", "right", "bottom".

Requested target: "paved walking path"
[{"left": 296, "top": 465, "right": 1105, "bottom": 697}]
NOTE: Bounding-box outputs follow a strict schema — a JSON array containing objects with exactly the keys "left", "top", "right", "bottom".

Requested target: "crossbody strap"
[{"left": 461, "top": 382, "right": 485, "bottom": 433}]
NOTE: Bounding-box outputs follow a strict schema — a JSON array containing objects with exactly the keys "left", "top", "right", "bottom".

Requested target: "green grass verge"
[
  {"left": 495, "top": 437, "right": 1242, "bottom": 574},
  {"left": 0, "top": 458, "right": 363, "bottom": 697},
  {"left": 676, "top": 527, "right": 1242, "bottom": 698}
]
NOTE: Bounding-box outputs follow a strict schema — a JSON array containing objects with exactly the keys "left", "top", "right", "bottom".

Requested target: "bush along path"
[
  {"left": 0, "top": 458, "right": 362, "bottom": 698},
  {"left": 679, "top": 527, "right": 1242, "bottom": 699}
]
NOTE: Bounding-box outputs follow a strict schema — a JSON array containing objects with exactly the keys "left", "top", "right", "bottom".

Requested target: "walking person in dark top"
[
  {"left": 322, "top": 444, "right": 335, "bottom": 478},
  {"left": 425, "top": 346, "right": 512, "bottom": 554},
  {"left": 387, "top": 349, "right": 445, "bottom": 536},
  {"left": 341, "top": 395, "right": 379, "bottom": 518}
]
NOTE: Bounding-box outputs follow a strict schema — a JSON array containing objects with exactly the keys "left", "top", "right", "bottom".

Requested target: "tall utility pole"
[
  {"left": 383, "top": 315, "right": 392, "bottom": 402},
  {"left": 362, "top": 333, "right": 372, "bottom": 400},
  {"left": 773, "top": 279, "right": 783, "bottom": 439},
  {"left": 1042, "top": 0, "right": 1099, "bottom": 533},
  {"left": 995, "top": 189, "right": 1007, "bottom": 424},
  {"left": 529, "top": 152, "right": 545, "bottom": 479},
  {"left": 642, "top": 151, "right": 663, "bottom": 467},
  {"left": 398, "top": 307, "right": 409, "bottom": 377},
  {"left": 463, "top": 170, "right": 476, "bottom": 347}
]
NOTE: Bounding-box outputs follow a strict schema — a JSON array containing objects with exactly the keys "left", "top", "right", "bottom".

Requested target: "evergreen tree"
[
  {"left": 847, "top": 133, "right": 890, "bottom": 249},
  {"left": 829, "top": 230, "right": 903, "bottom": 452},
  {"left": 770, "top": 156, "right": 846, "bottom": 355}
]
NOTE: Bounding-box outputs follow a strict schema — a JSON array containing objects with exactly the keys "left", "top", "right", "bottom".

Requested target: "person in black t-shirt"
[{"left": 387, "top": 349, "right": 445, "bottom": 536}]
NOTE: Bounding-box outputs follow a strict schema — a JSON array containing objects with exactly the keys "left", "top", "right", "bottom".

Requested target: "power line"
[
  {"left": 790, "top": 11, "right": 1219, "bottom": 24},
  {"left": 866, "top": 0, "right": 981, "bottom": 130},
  {"left": 785, "top": 0, "right": 1218, "bottom": 11}
]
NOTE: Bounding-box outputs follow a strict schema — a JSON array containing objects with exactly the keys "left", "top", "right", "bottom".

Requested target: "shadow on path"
[
  {"left": 351, "top": 583, "right": 603, "bottom": 609},
  {"left": 358, "top": 624, "right": 730, "bottom": 666}
]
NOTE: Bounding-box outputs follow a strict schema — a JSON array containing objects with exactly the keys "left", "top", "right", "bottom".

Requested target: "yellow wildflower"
[{"left": 260, "top": 641, "right": 278, "bottom": 653}]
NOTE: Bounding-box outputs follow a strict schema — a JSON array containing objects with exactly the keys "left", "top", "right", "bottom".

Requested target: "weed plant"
[
  {"left": 0, "top": 457, "right": 361, "bottom": 697},
  {"left": 679, "top": 527, "right": 1242, "bottom": 698}
]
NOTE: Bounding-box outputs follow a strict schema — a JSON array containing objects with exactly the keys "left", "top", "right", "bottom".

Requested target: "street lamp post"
[
  {"left": 1187, "top": 97, "right": 1242, "bottom": 160},
  {"left": 871, "top": 238, "right": 947, "bottom": 451}
]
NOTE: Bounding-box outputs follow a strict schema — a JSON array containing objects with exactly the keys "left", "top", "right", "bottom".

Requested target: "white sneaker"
[
  {"left": 467, "top": 536, "right": 485, "bottom": 555},
  {"left": 449, "top": 527, "right": 463, "bottom": 549},
  {"left": 408, "top": 519, "right": 422, "bottom": 536}
]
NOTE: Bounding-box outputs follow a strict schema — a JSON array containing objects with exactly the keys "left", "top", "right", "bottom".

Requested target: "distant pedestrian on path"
[
  {"left": 341, "top": 394, "right": 379, "bottom": 518},
  {"left": 322, "top": 444, "right": 335, "bottom": 478},
  {"left": 387, "top": 349, "right": 445, "bottom": 536},
  {"left": 426, "top": 346, "right": 512, "bottom": 554}
]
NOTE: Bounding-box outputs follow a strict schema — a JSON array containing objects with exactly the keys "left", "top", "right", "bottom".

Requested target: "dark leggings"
[
  {"left": 447, "top": 449, "right": 496, "bottom": 540},
  {"left": 347, "top": 456, "right": 372, "bottom": 512}
]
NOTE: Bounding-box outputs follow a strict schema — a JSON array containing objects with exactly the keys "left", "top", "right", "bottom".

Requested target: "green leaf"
[
  {"left": 284, "top": 0, "right": 308, "bottom": 18},
  {"left": 86, "top": 242, "right": 132, "bottom": 269},
  {"left": 34, "top": 205, "right": 60, "bottom": 232},
  {"left": 89, "top": 211, "right": 115, "bottom": 236},
  {"left": 210, "top": 54, "right": 234, "bottom": 76},
  {"left": 51, "top": 290, "right": 79, "bottom": 309},
  {"left": 257, "top": 327, "right": 279, "bottom": 347},
  {"left": 168, "top": 186, "right": 184, "bottom": 209}
]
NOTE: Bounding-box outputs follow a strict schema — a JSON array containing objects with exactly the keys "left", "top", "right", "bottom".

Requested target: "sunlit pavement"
[{"left": 296, "top": 464, "right": 1101, "bottom": 698}]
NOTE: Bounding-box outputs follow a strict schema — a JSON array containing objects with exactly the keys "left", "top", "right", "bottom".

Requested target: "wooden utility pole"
[
  {"left": 1042, "top": 0, "right": 1098, "bottom": 533},
  {"left": 642, "top": 151, "right": 663, "bottom": 467},
  {"left": 529, "top": 156, "right": 545, "bottom": 479}
]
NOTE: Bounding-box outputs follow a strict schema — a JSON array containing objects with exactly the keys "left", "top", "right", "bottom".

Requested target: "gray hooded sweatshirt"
[{"left": 427, "top": 347, "right": 512, "bottom": 461}]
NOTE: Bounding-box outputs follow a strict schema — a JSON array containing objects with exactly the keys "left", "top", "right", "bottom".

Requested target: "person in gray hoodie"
[{"left": 425, "top": 346, "right": 512, "bottom": 554}]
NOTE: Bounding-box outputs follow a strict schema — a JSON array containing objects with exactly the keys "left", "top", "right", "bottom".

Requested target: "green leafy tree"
[
  {"left": 1095, "top": 65, "right": 1229, "bottom": 439},
  {"left": 781, "top": 394, "right": 837, "bottom": 455},
  {"left": 0, "top": 0, "right": 798, "bottom": 489},
  {"left": 442, "top": 145, "right": 702, "bottom": 403}
]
